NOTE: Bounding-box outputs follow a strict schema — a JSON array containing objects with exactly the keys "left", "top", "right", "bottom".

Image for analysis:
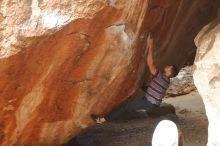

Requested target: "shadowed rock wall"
[
  {"left": 146, "top": 0, "right": 220, "bottom": 68},
  {"left": 0, "top": 0, "right": 219, "bottom": 145}
]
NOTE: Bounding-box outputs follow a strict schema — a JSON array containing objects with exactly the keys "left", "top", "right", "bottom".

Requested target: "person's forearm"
[{"left": 146, "top": 34, "right": 157, "bottom": 75}]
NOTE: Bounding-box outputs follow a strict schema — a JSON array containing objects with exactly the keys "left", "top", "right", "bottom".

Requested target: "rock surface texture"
[
  {"left": 0, "top": 0, "right": 219, "bottom": 145},
  {"left": 0, "top": 0, "right": 148, "bottom": 146},
  {"left": 166, "top": 65, "right": 196, "bottom": 97},
  {"left": 0, "top": 1, "right": 149, "bottom": 145},
  {"left": 194, "top": 10, "right": 220, "bottom": 146}
]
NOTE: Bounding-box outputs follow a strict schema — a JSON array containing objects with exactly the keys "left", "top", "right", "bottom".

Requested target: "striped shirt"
[{"left": 145, "top": 71, "right": 170, "bottom": 105}]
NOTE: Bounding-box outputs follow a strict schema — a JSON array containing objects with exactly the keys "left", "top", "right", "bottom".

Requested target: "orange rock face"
[
  {"left": 0, "top": 1, "right": 149, "bottom": 145},
  {"left": 0, "top": 0, "right": 219, "bottom": 145}
]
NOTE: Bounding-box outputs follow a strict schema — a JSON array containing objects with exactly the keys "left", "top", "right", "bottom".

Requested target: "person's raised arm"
[{"left": 146, "top": 34, "right": 157, "bottom": 76}]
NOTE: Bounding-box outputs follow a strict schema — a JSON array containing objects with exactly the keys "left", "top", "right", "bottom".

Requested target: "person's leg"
[{"left": 105, "top": 97, "right": 154, "bottom": 121}]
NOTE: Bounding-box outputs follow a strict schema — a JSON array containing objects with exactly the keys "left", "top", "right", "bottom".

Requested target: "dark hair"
[{"left": 171, "top": 65, "right": 179, "bottom": 77}]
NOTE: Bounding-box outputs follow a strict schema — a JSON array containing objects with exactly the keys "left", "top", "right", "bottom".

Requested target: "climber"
[{"left": 91, "top": 33, "right": 179, "bottom": 124}]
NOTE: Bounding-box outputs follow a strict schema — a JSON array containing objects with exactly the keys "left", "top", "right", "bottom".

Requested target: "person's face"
[{"left": 164, "top": 66, "right": 173, "bottom": 77}]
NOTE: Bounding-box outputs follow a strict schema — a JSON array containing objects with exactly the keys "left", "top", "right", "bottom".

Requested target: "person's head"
[{"left": 164, "top": 65, "right": 179, "bottom": 78}]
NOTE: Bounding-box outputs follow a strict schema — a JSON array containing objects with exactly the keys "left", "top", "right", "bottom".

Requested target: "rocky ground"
[
  {"left": 64, "top": 91, "right": 208, "bottom": 146},
  {"left": 165, "top": 91, "right": 208, "bottom": 146}
]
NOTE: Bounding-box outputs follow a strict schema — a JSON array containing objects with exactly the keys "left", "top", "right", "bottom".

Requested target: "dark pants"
[{"left": 105, "top": 97, "right": 154, "bottom": 121}]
